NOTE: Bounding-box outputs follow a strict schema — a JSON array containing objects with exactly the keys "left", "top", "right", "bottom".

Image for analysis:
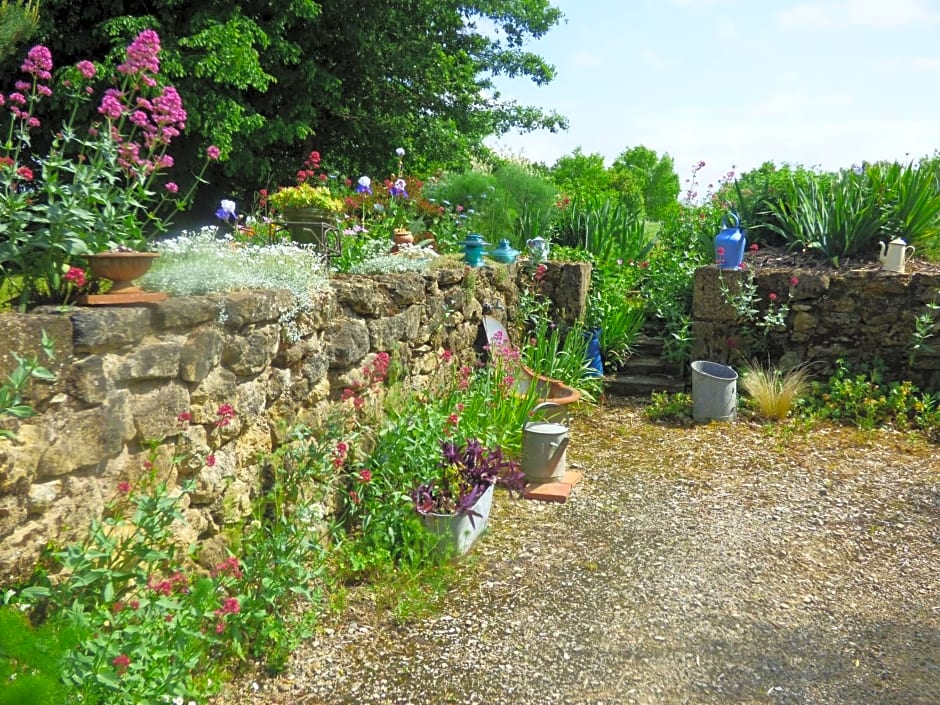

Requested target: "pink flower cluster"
[
  {"left": 212, "top": 556, "right": 244, "bottom": 579},
  {"left": 5, "top": 45, "right": 53, "bottom": 125},
  {"left": 117, "top": 29, "right": 161, "bottom": 86},
  {"left": 148, "top": 571, "right": 190, "bottom": 596},
  {"left": 296, "top": 150, "right": 325, "bottom": 183},
  {"left": 215, "top": 403, "right": 236, "bottom": 427}
]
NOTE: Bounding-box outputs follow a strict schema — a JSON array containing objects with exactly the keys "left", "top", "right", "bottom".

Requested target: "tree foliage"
[
  {"left": 7, "top": 0, "right": 567, "bottom": 199},
  {"left": 0, "top": 0, "right": 39, "bottom": 62},
  {"left": 611, "top": 145, "right": 680, "bottom": 221}
]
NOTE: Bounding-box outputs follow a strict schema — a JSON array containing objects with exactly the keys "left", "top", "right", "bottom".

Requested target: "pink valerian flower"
[
  {"left": 21, "top": 45, "right": 53, "bottom": 81},
  {"left": 215, "top": 403, "right": 235, "bottom": 427},
  {"left": 212, "top": 556, "right": 243, "bottom": 579},
  {"left": 534, "top": 264, "right": 548, "bottom": 281},
  {"left": 348, "top": 490, "right": 360, "bottom": 505},
  {"left": 117, "top": 29, "right": 161, "bottom": 82},
  {"left": 214, "top": 597, "right": 240, "bottom": 617},
  {"left": 76, "top": 60, "right": 96, "bottom": 79},
  {"left": 769, "top": 292, "right": 778, "bottom": 302},
  {"left": 206, "top": 454, "right": 216, "bottom": 467},
  {"left": 176, "top": 410, "right": 192, "bottom": 427},
  {"left": 65, "top": 267, "right": 85, "bottom": 286},
  {"left": 445, "top": 413, "right": 459, "bottom": 428},
  {"left": 750, "top": 243, "right": 759, "bottom": 252},
  {"left": 112, "top": 654, "right": 130, "bottom": 675},
  {"left": 165, "top": 181, "right": 178, "bottom": 194},
  {"left": 359, "top": 469, "right": 372, "bottom": 483},
  {"left": 16, "top": 166, "right": 33, "bottom": 181},
  {"left": 98, "top": 88, "right": 124, "bottom": 120},
  {"left": 207, "top": 145, "right": 221, "bottom": 160},
  {"left": 117, "top": 481, "right": 131, "bottom": 494},
  {"left": 790, "top": 276, "right": 799, "bottom": 286}
]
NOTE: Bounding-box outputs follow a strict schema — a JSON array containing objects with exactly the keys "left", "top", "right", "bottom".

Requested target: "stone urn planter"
[{"left": 83, "top": 252, "right": 167, "bottom": 304}]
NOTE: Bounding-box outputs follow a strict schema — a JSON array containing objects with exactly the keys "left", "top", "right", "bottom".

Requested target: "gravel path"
[{"left": 216, "top": 398, "right": 940, "bottom": 705}]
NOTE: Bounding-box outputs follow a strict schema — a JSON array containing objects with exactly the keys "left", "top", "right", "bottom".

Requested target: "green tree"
[
  {"left": 611, "top": 145, "right": 680, "bottom": 221},
  {"left": 550, "top": 148, "right": 617, "bottom": 201},
  {"left": 10, "top": 0, "right": 567, "bottom": 201},
  {"left": 0, "top": 0, "right": 39, "bottom": 62}
]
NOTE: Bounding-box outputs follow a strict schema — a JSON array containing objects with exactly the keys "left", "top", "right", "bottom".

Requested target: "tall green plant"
[
  {"left": 764, "top": 161, "right": 940, "bottom": 265},
  {"left": 552, "top": 196, "right": 657, "bottom": 261}
]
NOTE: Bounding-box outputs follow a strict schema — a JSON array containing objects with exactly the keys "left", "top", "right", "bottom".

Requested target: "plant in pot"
[
  {"left": 268, "top": 151, "right": 345, "bottom": 247},
  {"left": 411, "top": 437, "right": 525, "bottom": 557},
  {"left": 0, "top": 30, "right": 221, "bottom": 309}
]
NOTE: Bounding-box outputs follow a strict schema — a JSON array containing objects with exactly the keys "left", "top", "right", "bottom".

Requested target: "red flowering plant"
[{"left": 0, "top": 30, "right": 222, "bottom": 309}]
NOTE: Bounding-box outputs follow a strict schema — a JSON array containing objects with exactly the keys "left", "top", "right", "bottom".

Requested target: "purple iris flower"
[{"left": 390, "top": 178, "right": 408, "bottom": 198}]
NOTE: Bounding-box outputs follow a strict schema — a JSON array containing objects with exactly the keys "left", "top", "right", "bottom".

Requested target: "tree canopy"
[{"left": 7, "top": 0, "right": 567, "bottom": 198}]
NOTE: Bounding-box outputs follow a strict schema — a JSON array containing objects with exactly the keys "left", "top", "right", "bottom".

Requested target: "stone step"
[
  {"left": 605, "top": 373, "right": 687, "bottom": 397},
  {"left": 618, "top": 355, "right": 675, "bottom": 375}
]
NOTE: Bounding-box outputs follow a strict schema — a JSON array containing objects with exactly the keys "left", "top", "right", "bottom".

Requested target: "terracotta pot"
[
  {"left": 393, "top": 229, "right": 414, "bottom": 245},
  {"left": 86, "top": 252, "right": 160, "bottom": 293}
]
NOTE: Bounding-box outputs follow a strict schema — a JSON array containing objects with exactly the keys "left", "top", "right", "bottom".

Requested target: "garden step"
[
  {"left": 617, "top": 355, "right": 672, "bottom": 375},
  {"left": 631, "top": 334, "right": 666, "bottom": 355},
  {"left": 604, "top": 373, "right": 686, "bottom": 397}
]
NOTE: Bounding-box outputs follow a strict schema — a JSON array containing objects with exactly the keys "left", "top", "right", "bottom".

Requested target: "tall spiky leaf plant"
[{"left": 741, "top": 361, "right": 811, "bottom": 421}]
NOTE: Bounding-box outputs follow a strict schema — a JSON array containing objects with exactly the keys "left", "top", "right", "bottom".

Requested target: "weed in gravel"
[{"left": 644, "top": 391, "right": 693, "bottom": 424}]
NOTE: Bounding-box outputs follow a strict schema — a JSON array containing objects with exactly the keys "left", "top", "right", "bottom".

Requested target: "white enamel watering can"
[
  {"left": 879, "top": 237, "right": 915, "bottom": 273},
  {"left": 526, "top": 236, "right": 550, "bottom": 262},
  {"left": 521, "top": 402, "right": 570, "bottom": 483}
]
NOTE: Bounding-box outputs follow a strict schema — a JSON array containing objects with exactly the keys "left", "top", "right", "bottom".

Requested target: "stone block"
[
  {"left": 219, "top": 290, "right": 293, "bottom": 329},
  {"left": 222, "top": 324, "right": 280, "bottom": 377},
  {"left": 367, "top": 305, "right": 422, "bottom": 350},
  {"left": 127, "top": 381, "right": 191, "bottom": 443},
  {"left": 327, "top": 318, "right": 369, "bottom": 369},
  {"left": 68, "top": 355, "right": 112, "bottom": 405},
  {"left": 152, "top": 296, "right": 220, "bottom": 330},
  {"left": 115, "top": 341, "right": 183, "bottom": 381},
  {"left": 69, "top": 307, "right": 153, "bottom": 353},
  {"left": 37, "top": 392, "right": 134, "bottom": 477},
  {"left": 27, "top": 480, "right": 62, "bottom": 516},
  {"left": 180, "top": 328, "right": 224, "bottom": 383}
]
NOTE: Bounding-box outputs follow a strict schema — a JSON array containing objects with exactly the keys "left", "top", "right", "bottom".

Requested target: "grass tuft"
[{"left": 741, "top": 362, "right": 811, "bottom": 421}]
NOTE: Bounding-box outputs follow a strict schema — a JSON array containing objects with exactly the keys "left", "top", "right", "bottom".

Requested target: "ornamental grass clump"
[{"left": 741, "top": 361, "right": 811, "bottom": 421}]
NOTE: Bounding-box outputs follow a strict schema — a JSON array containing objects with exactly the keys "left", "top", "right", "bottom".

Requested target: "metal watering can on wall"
[
  {"left": 878, "top": 237, "right": 915, "bottom": 273},
  {"left": 521, "top": 402, "right": 570, "bottom": 484}
]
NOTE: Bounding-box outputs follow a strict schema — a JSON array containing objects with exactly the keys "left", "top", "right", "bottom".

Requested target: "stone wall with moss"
[
  {"left": 692, "top": 266, "right": 940, "bottom": 390},
  {"left": 0, "top": 261, "right": 590, "bottom": 584}
]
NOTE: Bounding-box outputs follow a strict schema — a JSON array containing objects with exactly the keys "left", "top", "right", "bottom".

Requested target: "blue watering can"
[{"left": 714, "top": 212, "right": 746, "bottom": 270}]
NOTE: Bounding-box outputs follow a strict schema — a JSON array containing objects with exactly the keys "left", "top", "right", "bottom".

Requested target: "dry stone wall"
[
  {"left": 0, "top": 261, "right": 590, "bottom": 584},
  {"left": 692, "top": 266, "right": 940, "bottom": 390}
]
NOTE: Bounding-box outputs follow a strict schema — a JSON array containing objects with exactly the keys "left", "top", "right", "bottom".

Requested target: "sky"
[{"left": 485, "top": 0, "right": 940, "bottom": 195}]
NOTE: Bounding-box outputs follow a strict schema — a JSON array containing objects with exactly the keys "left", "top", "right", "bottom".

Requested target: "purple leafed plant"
[{"left": 412, "top": 438, "right": 524, "bottom": 525}]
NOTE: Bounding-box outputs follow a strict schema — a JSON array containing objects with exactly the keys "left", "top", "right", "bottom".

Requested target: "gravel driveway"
[{"left": 216, "top": 398, "right": 940, "bottom": 705}]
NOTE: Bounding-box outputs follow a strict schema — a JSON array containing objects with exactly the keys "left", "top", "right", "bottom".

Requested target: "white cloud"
[
  {"left": 570, "top": 50, "right": 603, "bottom": 68},
  {"left": 778, "top": 0, "right": 939, "bottom": 29}
]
